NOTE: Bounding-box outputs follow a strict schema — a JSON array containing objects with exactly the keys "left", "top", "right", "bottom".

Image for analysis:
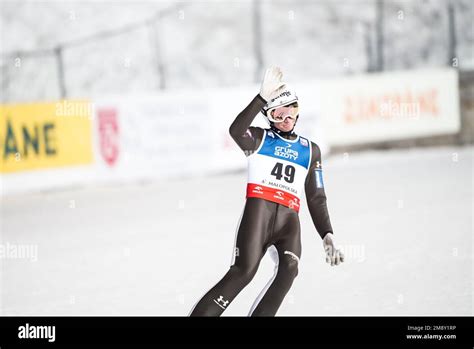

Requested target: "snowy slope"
[{"left": 1, "top": 145, "right": 472, "bottom": 315}]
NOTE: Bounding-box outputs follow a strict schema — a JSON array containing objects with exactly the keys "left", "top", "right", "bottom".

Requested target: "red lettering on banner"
[{"left": 343, "top": 88, "right": 440, "bottom": 124}]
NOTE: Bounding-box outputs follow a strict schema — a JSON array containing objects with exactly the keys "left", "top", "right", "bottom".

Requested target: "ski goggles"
[{"left": 267, "top": 103, "right": 299, "bottom": 123}]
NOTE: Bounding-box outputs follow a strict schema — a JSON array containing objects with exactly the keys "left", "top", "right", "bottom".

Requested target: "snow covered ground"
[{"left": 1, "top": 145, "right": 472, "bottom": 316}]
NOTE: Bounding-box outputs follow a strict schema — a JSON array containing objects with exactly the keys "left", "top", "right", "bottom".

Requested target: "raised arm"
[
  {"left": 229, "top": 66, "right": 286, "bottom": 154},
  {"left": 228, "top": 94, "right": 266, "bottom": 154}
]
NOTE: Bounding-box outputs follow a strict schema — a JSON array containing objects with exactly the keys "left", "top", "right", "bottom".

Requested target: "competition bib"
[{"left": 246, "top": 129, "right": 311, "bottom": 212}]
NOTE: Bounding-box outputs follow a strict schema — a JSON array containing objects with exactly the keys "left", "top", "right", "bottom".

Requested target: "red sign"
[{"left": 97, "top": 108, "right": 119, "bottom": 166}]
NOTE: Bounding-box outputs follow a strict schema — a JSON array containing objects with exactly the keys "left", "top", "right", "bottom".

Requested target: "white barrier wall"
[
  {"left": 91, "top": 85, "right": 324, "bottom": 184},
  {"left": 1, "top": 69, "right": 460, "bottom": 195},
  {"left": 320, "top": 68, "right": 460, "bottom": 146}
]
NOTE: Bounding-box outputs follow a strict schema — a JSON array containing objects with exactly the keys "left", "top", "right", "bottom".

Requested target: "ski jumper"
[{"left": 190, "top": 94, "right": 333, "bottom": 316}]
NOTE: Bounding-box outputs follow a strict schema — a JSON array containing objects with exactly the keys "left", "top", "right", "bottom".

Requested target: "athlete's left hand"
[{"left": 322, "top": 233, "right": 344, "bottom": 266}]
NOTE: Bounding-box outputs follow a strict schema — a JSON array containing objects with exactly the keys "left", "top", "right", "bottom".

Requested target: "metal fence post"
[
  {"left": 447, "top": 0, "right": 457, "bottom": 67},
  {"left": 148, "top": 16, "right": 166, "bottom": 90},
  {"left": 375, "top": 0, "right": 384, "bottom": 71},
  {"left": 54, "top": 46, "right": 67, "bottom": 99},
  {"left": 253, "top": 0, "right": 263, "bottom": 82}
]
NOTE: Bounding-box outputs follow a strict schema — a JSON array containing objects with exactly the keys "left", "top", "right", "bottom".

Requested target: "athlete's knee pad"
[{"left": 279, "top": 251, "right": 300, "bottom": 278}]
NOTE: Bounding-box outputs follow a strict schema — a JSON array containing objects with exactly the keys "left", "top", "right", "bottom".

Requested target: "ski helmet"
[{"left": 261, "top": 85, "right": 299, "bottom": 123}]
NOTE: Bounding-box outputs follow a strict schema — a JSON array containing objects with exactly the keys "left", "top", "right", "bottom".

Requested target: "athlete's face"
[
  {"left": 273, "top": 115, "right": 297, "bottom": 132},
  {"left": 269, "top": 102, "right": 298, "bottom": 132}
]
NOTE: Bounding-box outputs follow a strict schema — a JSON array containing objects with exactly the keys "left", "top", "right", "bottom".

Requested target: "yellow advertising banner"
[{"left": 0, "top": 100, "right": 93, "bottom": 173}]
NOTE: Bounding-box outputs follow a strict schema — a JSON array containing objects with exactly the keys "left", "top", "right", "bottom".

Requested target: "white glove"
[
  {"left": 323, "top": 233, "right": 344, "bottom": 266},
  {"left": 259, "top": 66, "right": 286, "bottom": 101}
]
